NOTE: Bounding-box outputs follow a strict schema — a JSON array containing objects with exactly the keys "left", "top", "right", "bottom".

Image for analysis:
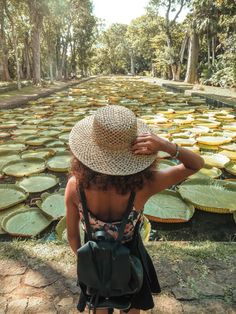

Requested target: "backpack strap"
[
  {"left": 116, "top": 191, "right": 136, "bottom": 242},
  {"left": 79, "top": 187, "right": 93, "bottom": 241}
]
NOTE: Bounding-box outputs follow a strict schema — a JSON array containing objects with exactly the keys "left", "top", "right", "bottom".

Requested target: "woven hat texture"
[{"left": 69, "top": 105, "right": 156, "bottom": 175}]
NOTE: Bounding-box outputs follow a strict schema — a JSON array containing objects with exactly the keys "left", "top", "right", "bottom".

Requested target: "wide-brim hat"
[{"left": 69, "top": 105, "right": 156, "bottom": 175}]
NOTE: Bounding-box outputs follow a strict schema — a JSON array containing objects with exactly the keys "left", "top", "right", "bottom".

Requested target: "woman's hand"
[{"left": 132, "top": 133, "right": 168, "bottom": 155}]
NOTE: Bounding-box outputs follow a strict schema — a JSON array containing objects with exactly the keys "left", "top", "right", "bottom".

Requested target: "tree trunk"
[
  {"left": 207, "top": 36, "right": 211, "bottom": 67},
  {"left": 49, "top": 57, "right": 53, "bottom": 83},
  {"left": 212, "top": 36, "right": 215, "bottom": 65},
  {"left": 0, "top": 0, "right": 11, "bottom": 81},
  {"left": 171, "top": 63, "right": 180, "bottom": 81},
  {"left": 31, "top": 25, "right": 41, "bottom": 85},
  {"left": 28, "top": 0, "right": 44, "bottom": 85},
  {"left": 130, "top": 52, "right": 135, "bottom": 75},
  {"left": 185, "top": 31, "right": 199, "bottom": 84},
  {"left": 24, "top": 34, "right": 31, "bottom": 79}
]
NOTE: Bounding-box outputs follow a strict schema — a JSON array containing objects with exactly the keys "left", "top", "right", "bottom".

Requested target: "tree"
[
  {"left": 92, "top": 23, "right": 130, "bottom": 75},
  {"left": 185, "top": 20, "right": 199, "bottom": 83},
  {"left": 72, "top": 0, "right": 97, "bottom": 77},
  {"left": 0, "top": 0, "right": 11, "bottom": 81},
  {"left": 147, "top": 0, "right": 190, "bottom": 80},
  {"left": 27, "top": 0, "right": 48, "bottom": 85},
  {"left": 126, "top": 14, "right": 161, "bottom": 75}
]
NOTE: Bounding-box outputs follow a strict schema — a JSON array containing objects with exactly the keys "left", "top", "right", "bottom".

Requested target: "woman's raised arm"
[{"left": 132, "top": 133, "right": 205, "bottom": 194}]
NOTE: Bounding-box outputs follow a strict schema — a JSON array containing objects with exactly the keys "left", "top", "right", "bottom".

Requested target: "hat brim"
[{"left": 69, "top": 115, "right": 156, "bottom": 175}]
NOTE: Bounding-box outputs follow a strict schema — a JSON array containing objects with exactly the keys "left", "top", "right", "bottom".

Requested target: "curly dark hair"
[{"left": 70, "top": 155, "right": 157, "bottom": 195}]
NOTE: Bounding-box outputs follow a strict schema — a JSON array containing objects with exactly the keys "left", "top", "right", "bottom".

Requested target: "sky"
[{"left": 92, "top": 0, "right": 189, "bottom": 27}]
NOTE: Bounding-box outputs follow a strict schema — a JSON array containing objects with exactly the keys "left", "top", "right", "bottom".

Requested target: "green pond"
[{"left": 0, "top": 76, "right": 235, "bottom": 241}]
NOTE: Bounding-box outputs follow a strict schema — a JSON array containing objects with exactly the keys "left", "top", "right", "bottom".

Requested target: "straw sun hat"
[{"left": 69, "top": 105, "right": 156, "bottom": 175}]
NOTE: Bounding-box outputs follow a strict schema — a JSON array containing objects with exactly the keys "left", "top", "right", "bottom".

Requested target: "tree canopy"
[{"left": 0, "top": 0, "right": 235, "bottom": 87}]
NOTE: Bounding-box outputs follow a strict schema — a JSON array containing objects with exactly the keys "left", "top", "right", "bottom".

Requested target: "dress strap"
[
  {"left": 79, "top": 187, "right": 93, "bottom": 241},
  {"left": 116, "top": 191, "right": 136, "bottom": 242},
  {"left": 79, "top": 187, "right": 136, "bottom": 242}
]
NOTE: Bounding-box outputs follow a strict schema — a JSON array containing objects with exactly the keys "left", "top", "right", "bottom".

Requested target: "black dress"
[{"left": 77, "top": 188, "right": 161, "bottom": 312}]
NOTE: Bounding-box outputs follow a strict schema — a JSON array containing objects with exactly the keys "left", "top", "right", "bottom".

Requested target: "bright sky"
[
  {"left": 92, "top": 0, "right": 150, "bottom": 25},
  {"left": 92, "top": 0, "right": 188, "bottom": 26}
]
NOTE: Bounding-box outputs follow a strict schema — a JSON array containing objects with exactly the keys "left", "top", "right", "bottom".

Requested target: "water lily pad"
[
  {"left": 219, "top": 150, "right": 236, "bottom": 160},
  {"left": 25, "top": 136, "right": 54, "bottom": 146},
  {"left": 21, "top": 148, "right": 55, "bottom": 159},
  {"left": 0, "top": 132, "right": 10, "bottom": 139},
  {"left": 2, "top": 158, "right": 46, "bottom": 177},
  {"left": 0, "top": 143, "right": 26, "bottom": 152},
  {"left": 190, "top": 167, "right": 222, "bottom": 179},
  {"left": 1, "top": 207, "right": 52, "bottom": 237},
  {"left": 58, "top": 132, "right": 70, "bottom": 142},
  {"left": 140, "top": 216, "right": 151, "bottom": 242},
  {"left": 178, "top": 178, "right": 236, "bottom": 213},
  {"left": 202, "top": 154, "right": 230, "bottom": 168},
  {"left": 0, "top": 152, "right": 21, "bottom": 170},
  {"left": 220, "top": 143, "right": 236, "bottom": 151},
  {"left": 225, "top": 161, "right": 236, "bottom": 176},
  {"left": 172, "top": 138, "right": 196, "bottom": 146},
  {"left": 0, "top": 185, "right": 28, "bottom": 210},
  {"left": 196, "top": 136, "right": 232, "bottom": 146},
  {"left": 45, "top": 140, "right": 66, "bottom": 147},
  {"left": 36, "top": 189, "right": 66, "bottom": 219},
  {"left": 56, "top": 216, "right": 67, "bottom": 241},
  {"left": 47, "top": 151, "right": 71, "bottom": 172},
  {"left": 144, "top": 189, "right": 194, "bottom": 223},
  {"left": 16, "top": 174, "right": 59, "bottom": 193},
  {"left": 0, "top": 204, "right": 29, "bottom": 234}
]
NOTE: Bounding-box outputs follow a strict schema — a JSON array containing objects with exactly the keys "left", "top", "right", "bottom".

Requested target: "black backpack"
[{"left": 77, "top": 188, "right": 143, "bottom": 313}]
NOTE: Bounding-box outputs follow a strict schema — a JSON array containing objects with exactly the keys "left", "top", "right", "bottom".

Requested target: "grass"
[
  {"left": 147, "top": 241, "right": 236, "bottom": 264},
  {"left": 0, "top": 239, "right": 235, "bottom": 266}
]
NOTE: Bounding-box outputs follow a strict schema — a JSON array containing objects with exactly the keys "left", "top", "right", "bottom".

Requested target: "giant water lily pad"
[
  {"left": 172, "top": 138, "right": 196, "bottom": 146},
  {"left": 2, "top": 158, "right": 46, "bottom": 177},
  {"left": 202, "top": 154, "right": 230, "bottom": 168},
  {"left": 0, "top": 185, "right": 28, "bottom": 210},
  {"left": 190, "top": 166, "right": 222, "bottom": 179},
  {"left": 225, "top": 161, "right": 236, "bottom": 176},
  {"left": 178, "top": 178, "right": 236, "bottom": 213},
  {"left": 144, "top": 190, "right": 194, "bottom": 223},
  {"left": 21, "top": 148, "right": 55, "bottom": 159},
  {"left": 140, "top": 216, "right": 151, "bottom": 242},
  {"left": 47, "top": 151, "right": 71, "bottom": 172},
  {"left": 196, "top": 136, "right": 232, "bottom": 146},
  {"left": 36, "top": 189, "right": 66, "bottom": 219},
  {"left": 0, "top": 152, "right": 21, "bottom": 170},
  {"left": 1, "top": 207, "right": 52, "bottom": 237},
  {"left": 0, "top": 143, "right": 26, "bottom": 152},
  {"left": 25, "top": 136, "right": 54, "bottom": 146},
  {"left": 0, "top": 204, "right": 30, "bottom": 234},
  {"left": 16, "top": 174, "right": 59, "bottom": 193},
  {"left": 220, "top": 143, "right": 236, "bottom": 151},
  {"left": 56, "top": 216, "right": 67, "bottom": 241},
  {"left": 219, "top": 150, "right": 236, "bottom": 160}
]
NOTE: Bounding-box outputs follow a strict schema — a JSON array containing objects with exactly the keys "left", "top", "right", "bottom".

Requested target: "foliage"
[{"left": 0, "top": 0, "right": 235, "bottom": 87}]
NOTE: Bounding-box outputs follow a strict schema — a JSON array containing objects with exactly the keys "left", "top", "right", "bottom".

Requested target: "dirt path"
[
  {"left": 0, "top": 241, "right": 235, "bottom": 314},
  {"left": 0, "top": 78, "right": 94, "bottom": 110}
]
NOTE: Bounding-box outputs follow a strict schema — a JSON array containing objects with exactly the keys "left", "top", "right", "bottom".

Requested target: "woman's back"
[{"left": 80, "top": 185, "right": 149, "bottom": 222}]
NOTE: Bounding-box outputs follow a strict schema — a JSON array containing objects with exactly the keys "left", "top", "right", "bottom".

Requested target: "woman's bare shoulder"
[{"left": 65, "top": 176, "right": 80, "bottom": 205}]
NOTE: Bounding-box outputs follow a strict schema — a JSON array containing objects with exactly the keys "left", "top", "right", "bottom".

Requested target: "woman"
[{"left": 65, "top": 105, "right": 204, "bottom": 314}]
